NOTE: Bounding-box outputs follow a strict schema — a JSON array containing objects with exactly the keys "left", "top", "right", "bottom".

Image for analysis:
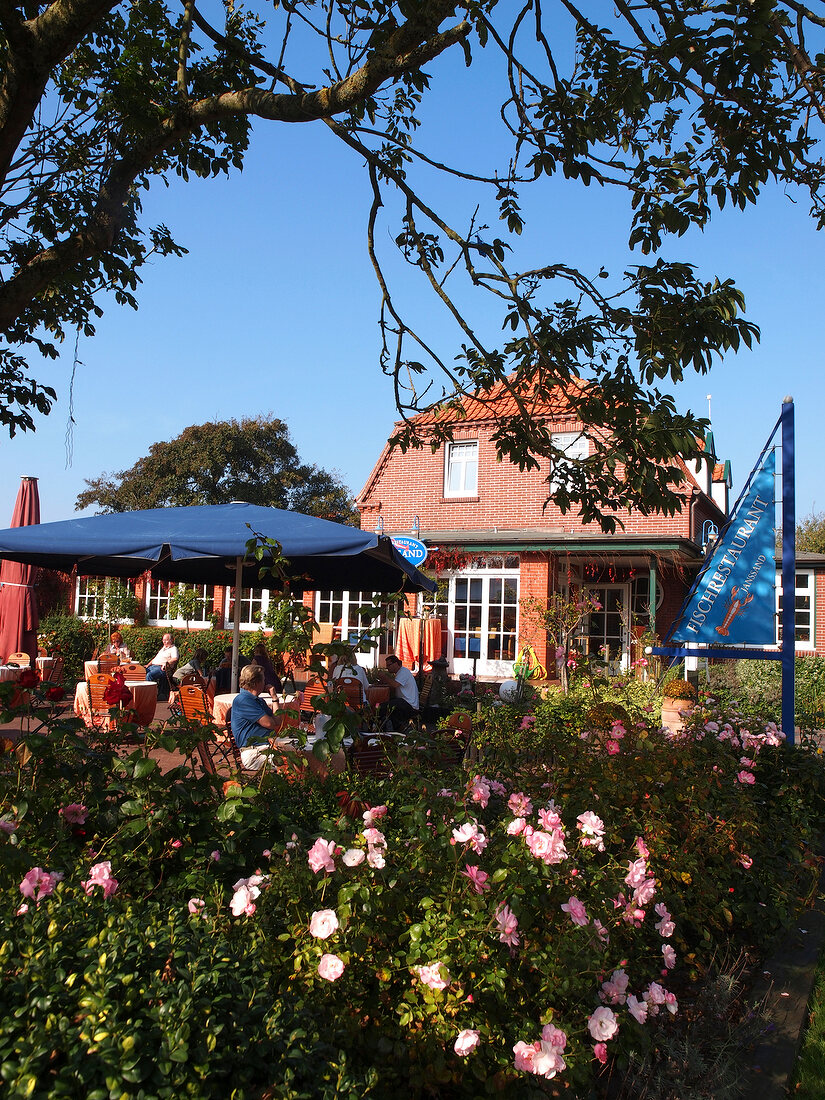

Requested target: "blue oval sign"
[{"left": 391, "top": 536, "right": 428, "bottom": 566}]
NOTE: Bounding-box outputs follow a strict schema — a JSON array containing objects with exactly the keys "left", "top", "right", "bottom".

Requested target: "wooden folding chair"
[
  {"left": 86, "top": 673, "right": 124, "bottom": 731},
  {"left": 336, "top": 676, "right": 365, "bottom": 708},
  {"left": 6, "top": 652, "right": 30, "bottom": 667},
  {"left": 300, "top": 675, "right": 328, "bottom": 717},
  {"left": 42, "top": 654, "right": 65, "bottom": 682},
  {"left": 119, "top": 662, "right": 146, "bottom": 680},
  {"left": 179, "top": 683, "right": 238, "bottom": 776},
  {"left": 348, "top": 734, "right": 399, "bottom": 777},
  {"left": 97, "top": 654, "right": 119, "bottom": 674}
]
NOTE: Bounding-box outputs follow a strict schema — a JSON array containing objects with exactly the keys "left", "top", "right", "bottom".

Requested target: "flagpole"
[{"left": 781, "top": 397, "right": 795, "bottom": 744}]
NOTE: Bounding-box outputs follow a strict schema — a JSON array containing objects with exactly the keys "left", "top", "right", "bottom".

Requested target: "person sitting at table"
[
  {"left": 233, "top": 664, "right": 340, "bottom": 776},
  {"left": 251, "top": 643, "right": 283, "bottom": 695},
  {"left": 173, "top": 647, "right": 210, "bottom": 687},
  {"left": 103, "top": 630, "right": 131, "bottom": 659},
  {"left": 211, "top": 646, "right": 249, "bottom": 696},
  {"left": 145, "top": 633, "right": 179, "bottom": 701},
  {"left": 330, "top": 654, "right": 369, "bottom": 701},
  {"left": 374, "top": 654, "right": 419, "bottom": 728}
]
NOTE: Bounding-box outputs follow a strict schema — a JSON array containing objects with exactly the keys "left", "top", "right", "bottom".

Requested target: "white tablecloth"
[
  {"left": 74, "top": 679, "right": 158, "bottom": 727},
  {"left": 0, "top": 665, "right": 24, "bottom": 682}
]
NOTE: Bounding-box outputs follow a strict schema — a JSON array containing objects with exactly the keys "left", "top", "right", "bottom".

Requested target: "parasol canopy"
[
  {"left": 0, "top": 502, "right": 435, "bottom": 593},
  {"left": 0, "top": 477, "right": 41, "bottom": 663}
]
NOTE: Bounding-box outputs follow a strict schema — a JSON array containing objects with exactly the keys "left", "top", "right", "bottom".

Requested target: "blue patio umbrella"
[{"left": 0, "top": 502, "right": 434, "bottom": 688}]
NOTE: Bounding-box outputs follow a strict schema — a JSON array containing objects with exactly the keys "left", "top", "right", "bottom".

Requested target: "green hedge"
[{"left": 38, "top": 614, "right": 277, "bottom": 680}]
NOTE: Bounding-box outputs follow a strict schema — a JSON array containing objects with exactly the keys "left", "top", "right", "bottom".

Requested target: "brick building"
[
  {"left": 68, "top": 383, "right": 824, "bottom": 672},
  {"left": 356, "top": 382, "right": 734, "bottom": 678}
]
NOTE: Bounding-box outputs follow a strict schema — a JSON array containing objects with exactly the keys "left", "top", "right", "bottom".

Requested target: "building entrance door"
[{"left": 580, "top": 584, "right": 631, "bottom": 670}]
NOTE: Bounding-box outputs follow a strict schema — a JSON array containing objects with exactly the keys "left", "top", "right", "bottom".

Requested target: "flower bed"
[{"left": 1, "top": 681, "right": 824, "bottom": 1097}]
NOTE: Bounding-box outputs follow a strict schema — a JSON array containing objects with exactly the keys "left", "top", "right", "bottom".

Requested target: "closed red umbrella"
[{"left": 0, "top": 477, "right": 40, "bottom": 662}]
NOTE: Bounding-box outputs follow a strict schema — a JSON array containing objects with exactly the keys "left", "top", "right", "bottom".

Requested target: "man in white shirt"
[
  {"left": 145, "top": 633, "right": 179, "bottom": 701},
  {"left": 375, "top": 654, "right": 419, "bottom": 726}
]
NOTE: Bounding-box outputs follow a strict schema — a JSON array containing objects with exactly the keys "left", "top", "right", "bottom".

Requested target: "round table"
[
  {"left": 74, "top": 679, "right": 158, "bottom": 728},
  {"left": 0, "top": 665, "right": 24, "bottom": 683}
]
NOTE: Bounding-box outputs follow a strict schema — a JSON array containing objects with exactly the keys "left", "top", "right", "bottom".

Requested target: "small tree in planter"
[{"left": 168, "top": 584, "right": 205, "bottom": 634}]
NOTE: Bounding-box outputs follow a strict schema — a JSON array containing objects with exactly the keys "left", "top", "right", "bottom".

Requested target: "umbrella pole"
[{"left": 232, "top": 556, "right": 242, "bottom": 693}]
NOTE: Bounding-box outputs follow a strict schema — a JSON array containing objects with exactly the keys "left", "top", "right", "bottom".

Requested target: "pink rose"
[
  {"left": 588, "top": 1006, "right": 619, "bottom": 1042},
  {"left": 593, "top": 1042, "right": 608, "bottom": 1064},
  {"left": 738, "top": 853, "right": 753, "bottom": 870},
  {"left": 736, "top": 770, "right": 756, "bottom": 785},
  {"left": 307, "top": 837, "right": 338, "bottom": 874},
  {"left": 188, "top": 898, "right": 205, "bottom": 915},
  {"left": 496, "top": 903, "right": 520, "bottom": 947},
  {"left": 526, "top": 828, "right": 567, "bottom": 865},
  {"left": 624, "top": 858, "right": 648, "bottom": 888},
  {"left": 60, "top": 803, "right": 88, "bottom": 825},
  {"left": 230, "top": 874, "right": 266, "bottom": 916},
  {"left": 513, "top": 1040, "right": 537, "bottom": 1073},
  {"left": 318, "top": 953, "right": 345, "bottom": 981},
  {"left": 561, "top": 895, "right": 589, "bottom": 927},
  {"left": 210, "top": 850, "right": 221, "bottom": 862},
  {"left": 81, "top": 861, "right": 118, "bottom": 899},
  {"left": 541, "top": 1024, "right": 567, "bottom": 1049},
  {"left": 537, "top": 806, "right": 562, "bottom": 830},
  {"left": 362, "top": 804, "right": 387, "bottom": 826},
  {"left": 469, "top": 775, "right": 491, "bottom": 809},
  {"left": 507, "top": 817, "right": 527, "bottom": 836},
  {"left": 361, "top": 827, "right": 386, "bottom": 849},
  {"left": 507, "top": 792, "right": 533, "bottom": 816},
  {"left": 627, "top": 994, "right": 648, "bottom": 1024},
  {"left": 19, "top": 867, "right": 63, "bottom": 904},
  {"left": 416, "top": 962, "right": 450, "bottom": 991},
  {"left": 633, "top": 877, "right": 656, "bottom": 907},
  {"left": 600, "top": 968, "right": 629, "bottom": 1005},
  {"left": 309, "top": 909, "right": 339, "bottom": 939},
  {"left": 662, "top": 944, "right": 676, "bottom": 968},
  {"left": 342, "top": 848, "right": 365, "bottom": 867},
  {"left": 461, "top": 865, "right": 490, "bottom": 894},
  {"left": 454, "top": 1029, "right": 480, "bottom": 1056}
]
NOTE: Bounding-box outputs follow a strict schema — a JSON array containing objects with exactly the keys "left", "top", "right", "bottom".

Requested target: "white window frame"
[
  {"left": 314, "top": 590, "right": 395, "bottom": 666},
  {"left": 145, "top": 582, "right": 215, "bottom": 628},
  {"left": 75, "top": 576, "right": 108, "bottom": 620},
  {"left": 424, "top": 557, "right": 520, "bottom": 677},
  {"left": 777, "top": 569, "right": 815, "bottom": 651},
  {"left": 549, "top": 431, "right": 589, "bottom": 493},
  {"left": 444, "top": 441, "right": 479, "bottom": 498},
  {"left": 225, "top": 587, "right": 279, "bottom": 631}
]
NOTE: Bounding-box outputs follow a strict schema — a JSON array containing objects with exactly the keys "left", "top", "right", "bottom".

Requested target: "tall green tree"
[
  {"left": 75, "top": 416, "right": 358, "bottom": 521},
  {"left": 797, "top": 511, "right": 825, "bottom": 554},
  {"left": 3, "top": 2, "right": 825, "bottom": 526}
]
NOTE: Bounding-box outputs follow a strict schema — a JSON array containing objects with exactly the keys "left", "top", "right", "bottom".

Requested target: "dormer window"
[{"left": 444, "top": 441, "right": 478, "bottom": 497}]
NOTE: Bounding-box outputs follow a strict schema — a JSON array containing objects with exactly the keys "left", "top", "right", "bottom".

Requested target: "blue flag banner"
[{"left": 669, "top": 450, "right": 776, "bottom": 645}]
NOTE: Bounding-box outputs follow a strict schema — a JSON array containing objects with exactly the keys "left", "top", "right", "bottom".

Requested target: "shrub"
[
  {"left": 1, "top": 685, "right": 824, "bottom": 1097},
  {"left": 38, "top": 612, "right": 105, "bottom": 678}
]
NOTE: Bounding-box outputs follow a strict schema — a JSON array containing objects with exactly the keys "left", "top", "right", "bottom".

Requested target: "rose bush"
[{"left": 0, "top": 681, "right": 823, "bottom": 1097}]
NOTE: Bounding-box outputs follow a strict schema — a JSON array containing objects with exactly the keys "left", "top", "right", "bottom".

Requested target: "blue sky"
[{"left": 1, "top": 31, "right": 822, "bottom": 530}]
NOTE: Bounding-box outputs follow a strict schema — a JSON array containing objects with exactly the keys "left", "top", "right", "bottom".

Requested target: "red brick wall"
[{"left": 359, "top": 424, "right": 702, "bottom": 538}]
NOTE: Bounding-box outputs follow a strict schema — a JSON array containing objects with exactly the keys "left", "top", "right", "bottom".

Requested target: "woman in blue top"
[{"left": 231, "top": 664, "right": 283, "bottom": 772}]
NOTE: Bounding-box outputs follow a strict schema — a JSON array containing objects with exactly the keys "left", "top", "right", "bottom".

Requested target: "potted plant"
[{"left": 660, "top": 677, "right": 697, "bottom": 733}]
